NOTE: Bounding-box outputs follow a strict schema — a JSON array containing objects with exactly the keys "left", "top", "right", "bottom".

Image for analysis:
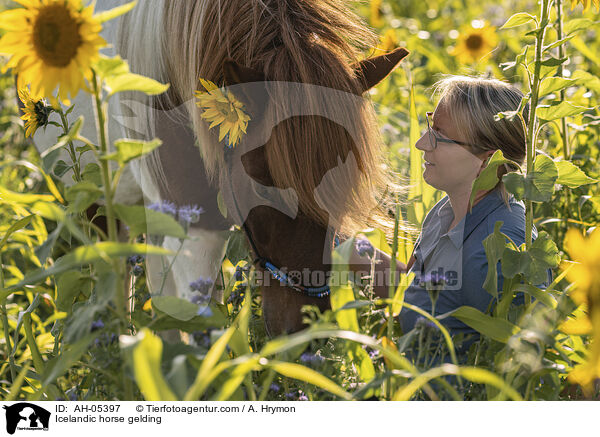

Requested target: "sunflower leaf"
[
  {"left": 501, "top": 13, "right": 537, "bottom": 29},
  {"left": 95, "top": 1, "right": 138, "bottom": 24}
]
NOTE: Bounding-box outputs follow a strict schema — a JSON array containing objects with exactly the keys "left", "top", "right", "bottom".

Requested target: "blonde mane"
[{"left": 118, "top": 0, "right": 395, "bottom": 234}]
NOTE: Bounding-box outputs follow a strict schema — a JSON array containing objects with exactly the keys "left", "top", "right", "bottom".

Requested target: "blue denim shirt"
[{"left": 399, "top": 187, "right": 537, "bottom": 336}]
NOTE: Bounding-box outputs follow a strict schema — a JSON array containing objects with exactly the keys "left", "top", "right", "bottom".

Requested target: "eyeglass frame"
[{"left": 425, "top": 111, "right": 479, "bottom": 152}]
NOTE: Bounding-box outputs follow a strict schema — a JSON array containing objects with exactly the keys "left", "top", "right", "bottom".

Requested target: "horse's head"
[
  {"left": 117, "top": 0, "right": 409, "bottom": 336},
  {"left": 217, "top": 47, "right": 408, "bottom": 336}
]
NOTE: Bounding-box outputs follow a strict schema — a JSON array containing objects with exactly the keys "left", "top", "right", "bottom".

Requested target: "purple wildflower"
[
  {"left": 368, "top": 349, "right": 379, "bottom": 359},
  {"left": 127, "top": 255, "right": 145, "bottom": 266},
  {"left": 355, "top": 238, "right": 374, "bottom": 258},
  {"left": 300, "top": 352, "right": 325, "bottom": 365},
  {"left": 234, "top": 266, "right": 245, "bottom": 282},
  {"left": 148, "top": 200, "right": 177, "bottom": 217},
  {"left": 91, "top": 319, "right": 104, "bottom": 331},
  {"left": 132, "top": 265, "right": 144, "bottom": 276},
  {"left": 415, "top": 316, "right": 438, "bottom": 331},
  {"left": 196, "top": 306, "right": 213, "bottom": 317},
  {"left": 178, "top": 205, "right": 204, "bottom": 225},
  {"left": 269, "top": 383, "right": 281, "bottom": 392},
  {"left": 298, "top": 393, "right": 308, "bottom": 401},
  {"left": 190, "top": 294, "right": 209, "bottom": 305},
  {"left": 189, "top": 277, "right": 214, "bottom": 294}
]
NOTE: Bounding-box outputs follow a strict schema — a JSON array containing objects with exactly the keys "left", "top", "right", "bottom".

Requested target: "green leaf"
[
  {"left": 501, "top": 12, "right": 536, "bottom": 29},
  {"left": 393, "top": 365, "right": 522, "bottom": 401},
  {"left": 539, "top": 56, "right": 568, "bottom": 67},
  {"left": 543, "top": 35, "right": 576, "bottom": 52},
  {"left": 470, "top": 150, "right": 521, "bottom": 208},
  {"left": 96, "top": 55, "right": 170, "bottom": 96},
  {"left": 537, "top": 101, "right": 593, "bottom": 121},
  {"left": 501, "top": 231, "right": 559, "bottom": 284},
  {"left": 564, "top": 18, "right": 597, "bottom": 35},
  {"left": 94, "top": 55, "right": 130, "bottom": 79},
  {"left": 12, "top": 243, "right": 172, "bottom": 289},
  {"left": 228, "top": 291, "right": 252, "bottom": 356},
  {"left": 94, "top": 1, "right": 137, "bottom": 23},
  {"left": 113, "top": 204, "right": 186, "bottom": 239},
  {"left": 539, "top": 77, "right": 577, "bottom": 96},
  {"left": 391, "top": 272, "right": 415, "bottom": 316},
  {"left": 348, "top": 344, "right": 375, "bottom": 384},
  {"left": 503, "top": 155, "right": 558, "bottom": 202},
  {"left": 41, "top": 335, "right": 95, "bottom": 389},
  {"left": 268, "top": 361, "right": 352, "bottom": 400},
  {"left": 443, "top": 306, "right": 519, "bottom": 343},
  {"left": 554, "top": 160, "right": 597, "bottom": 188},
  {"left": 105, "top": 73, "right": 170, "bottom": 97},
  {"left": 131, "top": 328, "right": 178, "bottom": 400},
  {"left": 216, "top": 191, "right": 228, "bottom": 218},
  {"left": 0, "top": 215, "right": 33, "bottom": 252},
  {"left": 225, "top": 228, "right": 250, "bottom": 266},
  {"left": 151, "top": 296, "right": 202, "bottom": 322},
  {"left": 482, "top": 221, "right": 510, "bottom": 299},
  {"left": 55, "top": 271, "right": 89, "bottom": 312},
  {"left": 102, "top": 138, "right": 163, "bottom": 165},
  {"left": 65, "top": 181, "right": 103, "bottom": 213},
  {"left": 53, "top": 160, "right": 71, "bottom": 178},
  {"left": 360, "top": 228, "right": 393, "bottom": 255},
  {"left": 184, "top": 325, "right": 237, "bottom": 400},
  {"left": 82, "top": 163, "right": 102, "bottom": 186}
]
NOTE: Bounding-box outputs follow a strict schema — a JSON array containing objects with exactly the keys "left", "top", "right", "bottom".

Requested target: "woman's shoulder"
[{"left": 484, "top": 191, "right": 526, "bottom": 241}]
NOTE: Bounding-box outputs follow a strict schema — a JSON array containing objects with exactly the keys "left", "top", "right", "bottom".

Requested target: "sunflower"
[
  {"left": 18, "top": 87, "right": 52, "bottom": 137},
  {"left": 570, "top": 0, "right": 600, "bottom": 11},
  {"left": 370, "top": 0, "right": 384, "bottom": 28},
  {"left": 451, "top": 23, "right": 498, "bottom": 65},
  {"left": 194, "top": 78, "right": 251, "bottom": 148},
  {"left": 376, "top": 29, "right": 398, "bottom": 53},
  {"left": 0, "top": 0, "right": 106, "bottom": 104},
  {"left": 563, "top": 228, "right": 600, "bottom": 394}
]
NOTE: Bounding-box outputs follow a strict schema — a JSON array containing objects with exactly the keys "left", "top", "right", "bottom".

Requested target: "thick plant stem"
[
  {"left": 91, "top": 71, "right": 132, "bottom": 400},
  {"left": 91, "top": 71, "right": 117, "bottom": 243},
  {"left": 0, "top": 254, "right": 17, "bottom": 381},
  {"left": 525, "top": 0, "right": 550, "bottom": 249},
  {"left": 386, "top": 200, "right": 401, "bottom": 400},
  {"left": 556, "top": 0, "right": 570, "bottom": 160}
]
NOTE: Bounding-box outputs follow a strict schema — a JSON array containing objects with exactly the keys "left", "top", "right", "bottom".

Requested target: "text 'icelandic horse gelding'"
[{"left": 33, "top": 0, "right": 409, "bottom": 338}]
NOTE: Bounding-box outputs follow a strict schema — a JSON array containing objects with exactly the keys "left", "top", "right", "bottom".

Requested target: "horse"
[{"left": 32, "top": 0, "right": 409, "bottom": 337}]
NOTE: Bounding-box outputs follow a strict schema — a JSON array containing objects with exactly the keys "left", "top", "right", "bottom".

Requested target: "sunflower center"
[
  {"left": 33, "top": 4, "right": 81, "bottom": 68},
  {"left": 465, "top": 34, "right": 483, "bottom": 51}
]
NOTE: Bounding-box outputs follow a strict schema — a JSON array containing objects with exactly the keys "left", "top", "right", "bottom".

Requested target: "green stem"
[
  {"left": 91, "top": 71, "right": 117, "bottom": 243},
  {"left": 386, "top": 200, "right": 401, "bottom": 400},
  {"left": 524, "top": 0, "right": 550, "bottom": 249},
  {"left": 23, "top": 313, "right": 44, "bottom": 374},
  {"left": 0, "top": 255, "right": 17, "bottom": 382},
  {"left": 58, "top": 110, "right": 82, "bottom": 182},
  {"left": 91, "top": 70, "right": 132, "bottom": 400},
  {"left": 556, "top": 0, "right": 570, "bottom": 160}
]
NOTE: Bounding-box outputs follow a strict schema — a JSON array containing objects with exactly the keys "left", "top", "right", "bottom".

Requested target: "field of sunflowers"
[{"left": 0, "top": 0, "right": 599, "bottom": 403}]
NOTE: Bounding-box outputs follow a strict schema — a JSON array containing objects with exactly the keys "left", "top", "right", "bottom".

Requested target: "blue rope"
[{"left": 263, "top": 261, "right": 331, "bottom": 298}]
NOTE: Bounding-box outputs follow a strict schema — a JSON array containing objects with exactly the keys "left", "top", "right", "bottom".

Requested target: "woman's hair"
[{"left": 432, "top": 75, "right": 528, "bottom": 197}]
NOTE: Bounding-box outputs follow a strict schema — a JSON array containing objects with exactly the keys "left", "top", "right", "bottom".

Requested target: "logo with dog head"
[{"left": 3, "top": 403, "right": 50, "bottom": 434}]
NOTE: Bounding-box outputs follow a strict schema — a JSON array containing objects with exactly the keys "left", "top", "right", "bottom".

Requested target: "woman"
[{"left": 351, "top": 75, "right": 533, "bottom": 339}]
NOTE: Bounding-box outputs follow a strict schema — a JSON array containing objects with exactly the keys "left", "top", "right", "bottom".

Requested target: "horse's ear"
[
  {"left": 223, "top": 59, "right": 267, "bottom": 121},
  {"left": 353, "top": 47, "right": 409, "bottom": 93},
  {"left": 223, "top": 59, "right": 266, "bottom": 87}
]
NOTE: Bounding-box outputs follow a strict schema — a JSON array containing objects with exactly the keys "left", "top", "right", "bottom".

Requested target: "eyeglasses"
[{"left": 425, "top": 112, "right": 477, "bottom": 151}]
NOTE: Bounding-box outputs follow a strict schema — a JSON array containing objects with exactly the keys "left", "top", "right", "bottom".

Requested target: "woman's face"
[{"left": 415, "top": 102, "right": 487, "bottom": 195}]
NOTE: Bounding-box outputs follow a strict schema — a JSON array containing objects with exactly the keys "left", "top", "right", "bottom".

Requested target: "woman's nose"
[{"left": 415, "top": 132, "right": 432, "bottom": 151}]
